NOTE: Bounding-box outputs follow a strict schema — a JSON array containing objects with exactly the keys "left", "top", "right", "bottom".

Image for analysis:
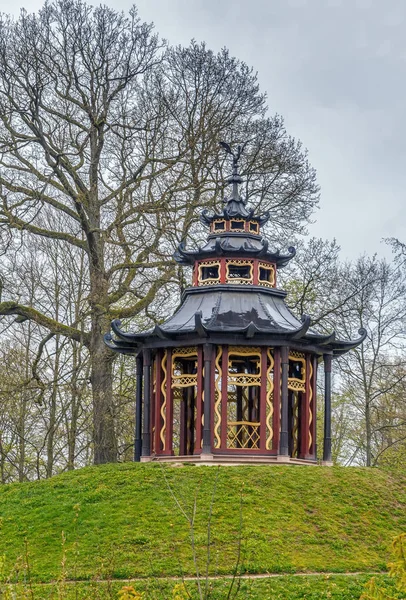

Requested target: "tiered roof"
[{"left": 105, "top": 142, "right": 366, "bottom": 355}]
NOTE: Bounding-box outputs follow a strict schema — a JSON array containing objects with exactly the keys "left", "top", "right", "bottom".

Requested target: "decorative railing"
[{"left": 227, "top": 421, "right": 260, "bottom": 449}]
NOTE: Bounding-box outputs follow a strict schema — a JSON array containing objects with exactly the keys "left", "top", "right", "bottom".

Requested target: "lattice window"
[
  {"left": 212, "top": 219, "right": 226, "bottom": 232},
  {"left": 225, "top": 259, "right": 253, "bottom": 285},
  {"left": 288, "top": 351, "right": 306, "bottom": 392},
  {"left": 228, "top": 346, "right": 261, "bottom": 386},
  {"left": 258, "top": 262, "right": 275, "bottom": 287},
  {"left": 198, "top": 260, "right": 221, "bottom": 286},
  {"left": 172, "top": 347, "right": 198, "bottom": 388},
  {"left": 230, "top": 219, "right": 245, "bottom": 231},
  {"left": 249, "top": 221, "right": 259, "bottom": 234}
]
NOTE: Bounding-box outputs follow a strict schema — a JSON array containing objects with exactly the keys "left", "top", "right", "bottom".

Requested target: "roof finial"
[{"left": 219, "top": 141, "right": 251, "bottom": 218}]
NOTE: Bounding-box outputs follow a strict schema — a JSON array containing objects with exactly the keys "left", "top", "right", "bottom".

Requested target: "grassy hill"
[{"left": 0, "top": 463, "right": 405, "bottom": 599}]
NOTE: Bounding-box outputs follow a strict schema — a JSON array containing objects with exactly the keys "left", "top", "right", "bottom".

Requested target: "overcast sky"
[{"left": 1, "top": 0, "right": 404, "bottom": 260}]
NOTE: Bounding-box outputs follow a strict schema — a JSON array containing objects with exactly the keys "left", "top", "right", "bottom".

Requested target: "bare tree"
[
  {"left": 334, "top": 257, "right": 406, "bottom": 466},
  {"left": 0, "top": 1, "right": 319, "bottom": 463}
]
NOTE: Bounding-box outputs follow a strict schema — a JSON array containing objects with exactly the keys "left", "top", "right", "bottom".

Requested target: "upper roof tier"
[
  {"left": 174, "top": 142, "right": 295, "bottom": 268},
  {"left": 104, "top": 141, "right": 367, "bottom": 357}
]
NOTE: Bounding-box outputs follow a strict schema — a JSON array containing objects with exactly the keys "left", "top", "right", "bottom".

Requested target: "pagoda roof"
[
  {"left": 174, "top": 235, "right": 296, "bottom": 267},
  {"left": 105, "top": 141, "right": 366, "bottom": 360},
  {"left": 105, "top": 285, "right": 367, "bottom": 356}
]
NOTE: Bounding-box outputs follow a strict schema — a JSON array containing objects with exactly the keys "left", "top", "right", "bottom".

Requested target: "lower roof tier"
[{"left": 105, "top": 285, "right": 366, "bottom": 356}]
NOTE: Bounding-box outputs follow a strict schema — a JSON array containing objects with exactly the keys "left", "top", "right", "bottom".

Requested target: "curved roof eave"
[
  {"left": 330, "top": 328, "right": 367, "bottom": 356},
  {"left": 173, "top": 241, "right": 296, "bottom": 268}
]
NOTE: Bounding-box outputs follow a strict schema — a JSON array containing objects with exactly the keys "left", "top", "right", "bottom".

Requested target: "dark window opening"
[
  {"left": 230, "top": 220, "right": 245, "bottom": 230},
  {"left": 228, "top": 265, "right": 251, "bottom": 280},
  {"left": 229, "top": 357, "right": 260, "bottom": 376},
  {"left": 249, "top": 222, "right": 259, "bottom": 233},
  {"left": 201, "top": 265, "right": 219, "bottom": 280},
  {"left": 289, "top": 360, "right": 303, "bottom": 380},
  {"left": 259, "top": 267, "right": 273, "bottom": 283},
  {"left": 214, "top": 221, "right": 226, "bottom": 231}
]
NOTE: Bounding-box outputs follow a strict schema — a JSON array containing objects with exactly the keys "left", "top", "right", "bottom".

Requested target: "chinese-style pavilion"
[{"left": 105, "top": 143, "right": 366, "bottom": 465}]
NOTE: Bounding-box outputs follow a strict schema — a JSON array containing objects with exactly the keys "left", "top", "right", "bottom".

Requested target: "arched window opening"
[
  {"left": 226, "top": 260, "right": 253, "bottom": 284},
  {"left": 198, "top": 261, "right": 221, "bottom": 285},
  {"left": 171, "top": 348, "right": 198, "bottom": 456},
  {"left": 288, "top": 352, "right": 306, "bottom": 459},
  {"left": 226, "top": 347, "right": 261, "bottom": 449}
]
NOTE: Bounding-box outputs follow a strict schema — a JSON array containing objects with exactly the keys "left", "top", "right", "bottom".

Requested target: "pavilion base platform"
[{"left": 141, "top": 454, "right": 319, "bottom": 466}]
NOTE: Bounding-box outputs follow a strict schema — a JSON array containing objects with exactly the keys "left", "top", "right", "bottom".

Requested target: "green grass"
[
  {"left": 4, "top": 575, "right": 405, "bottom": 600},
  {"left": 0, "top": 464, "right": 404, "bottom": 586}
]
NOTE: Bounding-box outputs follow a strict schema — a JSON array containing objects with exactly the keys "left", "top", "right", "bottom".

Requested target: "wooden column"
[
  {"left": 194, "top": 346, "right": 203, "bottom": 454},
  {"left": 311, "top": 356, "right": 318, "bottom": 458},
  {"left": 259, "top": 347, "right": 267, "bottom": 452},
  {"left": 163, "top": 349, "right": 174, "bottom": 455},
  {"left": 253, "top": 259, "right": 259, "bottom": 285},
  {"left": 154, "top": 350, "right": 163, "bottom": 455},
  {"left": 219, "top": 258, "right": 227, "bottom": 284},
  {"left": 141, "top": 348, "right": 151, "bottom": 457},
  {"left": 186, "top": 384, "right": 195, "bottom": 455},
  {"left": 272, "top": 348, "right": 281, "bottom": 452},
  {"left": 220, "top": 346, "right": 229, "bottom": 450},
  {"left": 180, "top": 384, "right": 187, "bottom": 456},
  {"left": 134, "top": 353, "right": 143, "bottom": 462},
  {"left": 202, "top": 343, "right": 213, "bottom": 454},
  {"left": 279, "top": 346, "right": 289, "bottom": 456},
  {"left": 323, "top": 353, "right": 332, "bottom": 462},
  {"left": 299, "top": 355, "right": 311, "bottom": 459}
]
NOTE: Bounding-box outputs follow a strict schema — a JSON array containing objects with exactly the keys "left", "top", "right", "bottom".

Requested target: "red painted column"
[
  {"left": 272, "top": 348, "right": 281, "bottom": 452},
  {"left": 253, "top": 259, "right": 259, "bottom": 285},
  {"left": 310, "top": 356, "right": 318, "bottom": 458},
  {"left": 193, "top": 263, "right": 199, "bottom": 286},
  {"left": 210, "top": 345, "right": 216, "bottom": 451},
  {"left": 194, "top": 346, "right": 203, "bottom": 454},
  {"left": 259, "top": 347, "right": 268, "bottom": 452},
  {"left": 219, "top": 258, "right": 227, "bottom": 284},
  {"left": 279, "top": 346, "right": 289, "bottom": 456},
  {"left": 203, "top": 344, "right": 214, "bottom": 454},
  {"left": 299, "top": 355, "right": 311, "bottom": 459},
  {"left": 220, "top": 346, "right": 229, "bottom": 450},
  {"left": 180, "top": 384, "right": 187, "bottom": 456},
  {"left": 154, "top": 350, "right": 163, "bottom": 455},
  {"left": 163, "top": 348, "right": 174, "bottom": 455}
]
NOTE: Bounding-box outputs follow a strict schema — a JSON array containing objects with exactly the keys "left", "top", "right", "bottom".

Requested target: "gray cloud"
[{"left": 1, "top": 0, "right": 405, "bottom": 259}]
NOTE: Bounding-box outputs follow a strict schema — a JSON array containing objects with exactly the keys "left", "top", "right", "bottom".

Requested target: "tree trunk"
[
  {"left": 365, "top": 399, "right": 372, "bottom": 467},
  {"left": 90, "top": 314, "right": 117, "bottom": 464}
]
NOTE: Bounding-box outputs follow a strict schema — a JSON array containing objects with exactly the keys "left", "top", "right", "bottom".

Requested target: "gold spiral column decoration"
[
  {"left": 213, "top": 346, "right": 222, "bottom": 448},
  {"left": 308, "top": 360, "right": 313, "bottom": 453},
  {"left": 266, "top": 349, "right": 275, "bottom": 449},
  {"left": 159, "top": 350, "right": 168, "bottom": 450},
  {"left": 292, "top": 391, "right": 299, "bottom": 457}
]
